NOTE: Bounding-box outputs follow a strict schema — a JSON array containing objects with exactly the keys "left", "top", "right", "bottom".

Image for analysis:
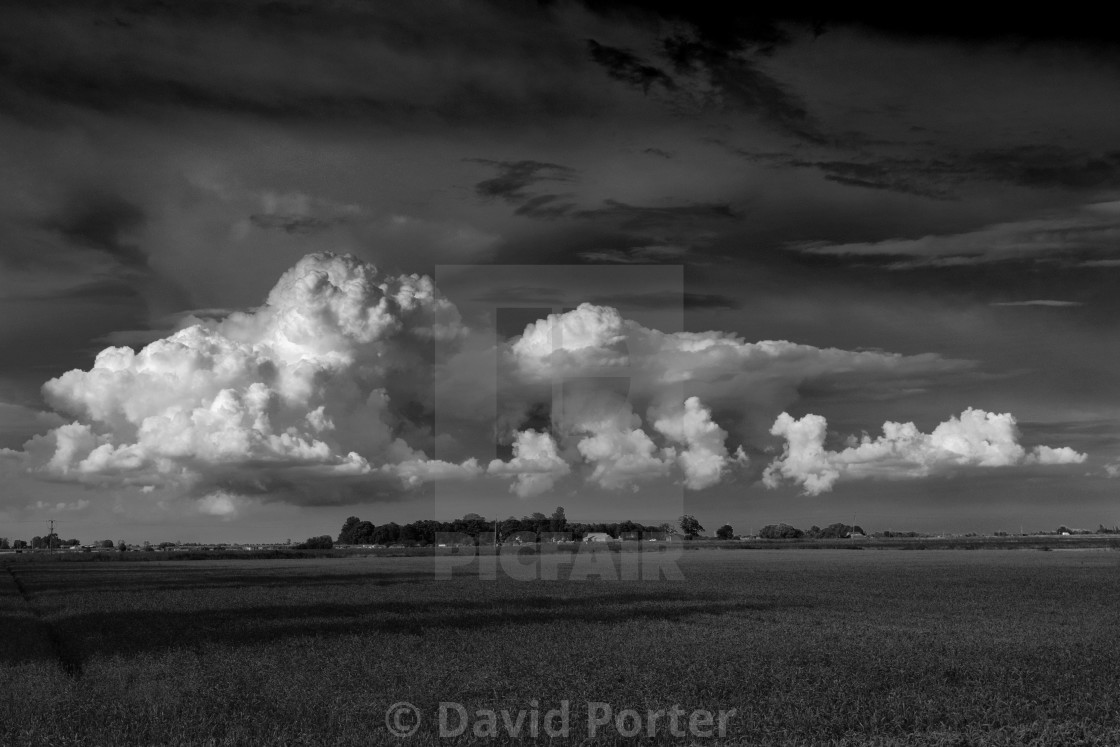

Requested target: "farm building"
[{"left": 583, "top": 532, "right": 611, "bottom": 543}]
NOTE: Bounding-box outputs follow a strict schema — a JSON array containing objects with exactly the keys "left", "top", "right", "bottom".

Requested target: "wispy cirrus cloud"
[
  {"left": 786, "top": 201, "right": 1120, "bottom": 268},
  {"left": 990, "top": 300, "right": 1083, "bottom": 307}
]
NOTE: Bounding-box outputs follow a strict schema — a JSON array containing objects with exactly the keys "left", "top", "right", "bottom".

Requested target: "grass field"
[{"left": 3, "top": 549, "right": 1120, "bottom": 745}]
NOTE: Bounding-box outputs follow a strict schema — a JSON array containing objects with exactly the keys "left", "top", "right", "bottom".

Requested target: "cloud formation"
[
  {"left": 506, "top": 303, "right": 974, "bottom": 439},
  {"left": 787, "top": 201, "right": 1120, "bottom": 269},
  {"left": 11, "top": 255, "right": 1079, "bottom": 507},
  {"left": 763, "top": 408, "right": 1086, "bottom": 495},
  {"left": 486, "top": 430, "right": 570, "bottom": 498},
  {"left": 652, "top": 397, "right": 746, "bottom": 490},
  {"left": 16, "top": 252, "right": 479, "bottom": 504}
]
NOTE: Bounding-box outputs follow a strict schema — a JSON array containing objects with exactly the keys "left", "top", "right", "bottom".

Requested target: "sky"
[{"left": 1, "top": 2, "right": 1119, "bottom": 543}]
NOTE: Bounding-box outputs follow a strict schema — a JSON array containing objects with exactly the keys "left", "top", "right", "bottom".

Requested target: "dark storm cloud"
[
  {"left": 966, "top": 146, "right": 1120, "bottom": 190},
  {"left": 587, "top": 290, "right": 741, "bottom": 310},
  {"left": 740, "top": 143, "right": 1120, "bottom": 201},
  {"left": 468, "top": 160, "right": 577, "bottom": 204},
  {"left": 468, "top": 160, "right": 737, "bottom": 235},
  {"left": 28, "top": 278, "right": 142, "bottom": 304},
  {"left": 0, "top": 1, "right": 609, "bottom": 127},
  {"left": 470, "top": 287, "right": 566, "bottom": 307},
  {"left": 785, "top": 201, "right": 1120, "bottom": 269},
  {"left": 514, "top": 194, "right": 579, "bottom": 220},
  {"left": 248, "top": 214, "right": 333, "bottom": 235},
  {"left": 575, "top": 2, "right": 830, "bottom": 142},
  {"left": 44, "top": 192, "right": 148, "bottom": 269},
  {"left": 0, "top": 38, "right": 396, "bottom": 123},
  {"left": 586, "top": 39, "right": 676, "bottom": 94},
  {"left": 578, "top": 245, "right": 687, "bottom": 263},
  {"left": 809, "top": 161, "right": 955, "bottom": 199},
  {"left": 576, "top": 199, "right": 737, "bottom": 229},
  {"left": 661, "top": 35, "right": 825, "bottom": 143},
  {"left": 577, "top": 2, "right": 1120, "bottom": 46}
]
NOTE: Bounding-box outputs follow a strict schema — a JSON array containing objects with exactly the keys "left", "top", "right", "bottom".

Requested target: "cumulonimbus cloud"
[
  {"left": 16, "top": 252, "right": 480, "bottom": 504},
  {"left": 507, "top": 303, "right": 974, "bottom": 424},
  {"left": 10, "top": 254, "right": 1086, "bottom": 507},
  {"left": 763, "top": 408, "right": 1087, "bottom": 495},
  {"left": 486, "top": 429, "right": 571, "bottom": 498}
]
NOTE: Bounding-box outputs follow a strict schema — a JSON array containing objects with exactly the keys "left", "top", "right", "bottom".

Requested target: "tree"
[
  {"left": 13, "top": 540, "right": 27, "bottom": 549},
  {"left": 679, "top": 515, "right": 704, "bottom": 539},
  {"left": 716, "top": 524, "right": 734, "bottom": 540},
  {"left": 352, "top": 520, "right": 376, "bottom": 545},
  {"left": 373, "top": 522, "right": 400, "bottom": 545},
  {"left": 296, "top": 535, "right": 334, "bottom": 550},
  {"left": 550, "top": 506, "right": 567, "bottom": 533},
  {"left": 338, "top": 516, "right": 361, "bottom": 544},
  {"left": 99, "top": 540, "right": 115, "bottom": 549},
  {"left": 117, "top": 540, "right": 127, "bottom": 552},
  {"left": 0, "top": 538, "right": 8, "bottom": 550},
  {"left": 759, "top": 523, "right": 804, "bottom": 539}
]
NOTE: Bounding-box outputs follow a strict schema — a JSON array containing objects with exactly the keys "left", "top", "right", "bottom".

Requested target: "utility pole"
[{"left": 48, "top": 519, "right": 55, "bottom": 554}]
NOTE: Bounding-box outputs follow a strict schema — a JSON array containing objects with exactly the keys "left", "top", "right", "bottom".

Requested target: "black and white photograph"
[{"left": 2, "top": 3, "right": 1120, "bottom": 744}]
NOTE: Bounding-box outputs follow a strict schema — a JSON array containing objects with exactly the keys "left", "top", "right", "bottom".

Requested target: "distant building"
[{"left": 583, "top": 532, "right": 611, "bottom": 543}]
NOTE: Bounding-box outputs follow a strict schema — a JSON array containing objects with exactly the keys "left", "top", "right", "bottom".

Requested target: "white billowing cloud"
[
  {"left": 10, "top": 254, "right": 1014, "bottom": 505},
  {"left": 387, "top": 457, "right": 482, "bottom": 487},
  {"left": 473, "top": 302, "right": 974, "bottom": 493},
  {"left": 511, "top": 303, "right": 630, "bottom": 378},
  {"left": 484, "top": 395, "right": 748, "bottom": 494},
  {"left": 506, "top": 303, "right": 973, "bottom": 446},
  {"left": 487, "top": 430, "right": 571, "bottom": 498},
  {"left": 564, "top": 396, "right": 673, "bottom": 491},
  {"left": 764, "top": 408, "right": 1087, "bottom": 495},
  {"left": 27, "top": 499, "right": 90, "bottom": 513},
  {"left": 197, "top": 491, "right": 241, "bottom": 518},
  {"left": 576, "top": 423, "right": 671, "bottom": 491},
  {"left": 1026, "top": 446, "right": 1088, "bottom": 466},
  {"left": 16, "top": 252, "right": 479, "bottom": 503},
  {"left": 652, "top": 396, "right": 743, "bottom": 490}
]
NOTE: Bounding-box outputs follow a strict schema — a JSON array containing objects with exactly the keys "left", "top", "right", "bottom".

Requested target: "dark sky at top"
[{"left": 1, "top": 1, "right": 1119, "bottom": 541}]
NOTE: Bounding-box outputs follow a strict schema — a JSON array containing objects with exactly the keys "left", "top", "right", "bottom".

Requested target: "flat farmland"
[{"left": 3, "top": 549, "right": 1120, "bottom": 745}]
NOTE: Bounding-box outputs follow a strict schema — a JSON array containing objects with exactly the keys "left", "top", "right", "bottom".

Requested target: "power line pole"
[{"left": 48, "top": 519, "right": 55, "bottom": 554}]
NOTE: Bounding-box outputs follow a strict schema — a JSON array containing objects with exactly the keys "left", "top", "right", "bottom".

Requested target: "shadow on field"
[
  {"left": 0, "top": 612, "right": 58, "bottom": 666},
  {"left": 41, "top": 590, "right": 812, "bottom": 670},
  {"left": 12, "top": 570, "right": 436, "bottom": 597}
]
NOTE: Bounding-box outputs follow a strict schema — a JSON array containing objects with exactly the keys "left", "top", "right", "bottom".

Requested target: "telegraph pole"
[{"left": 48, "top": 519, "right": 55, "bottom": 554}]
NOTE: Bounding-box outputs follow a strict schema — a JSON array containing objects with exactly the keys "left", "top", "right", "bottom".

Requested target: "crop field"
[{"left": 3, "top": 549, "right": 1120, "bottom": 745}]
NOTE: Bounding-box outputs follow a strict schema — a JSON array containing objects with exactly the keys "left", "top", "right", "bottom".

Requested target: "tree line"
[
  {"left": 756, "top": 523, "right": 866, "bottom": 539},
  {"left": 329, "top": 509, "right": 716, "bottom": 547}
]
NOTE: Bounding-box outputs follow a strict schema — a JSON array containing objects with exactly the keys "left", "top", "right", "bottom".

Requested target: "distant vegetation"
[
  {"left": 335, "top": 507, "right": 673, "bottom": 546},
  {"left": 4, "top": 520, "right": 1120, "bottom": 552}
]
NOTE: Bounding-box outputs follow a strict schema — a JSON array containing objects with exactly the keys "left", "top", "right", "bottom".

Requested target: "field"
[{"left": 3, "top": 549, "right": 1120, "bottom": 745}]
